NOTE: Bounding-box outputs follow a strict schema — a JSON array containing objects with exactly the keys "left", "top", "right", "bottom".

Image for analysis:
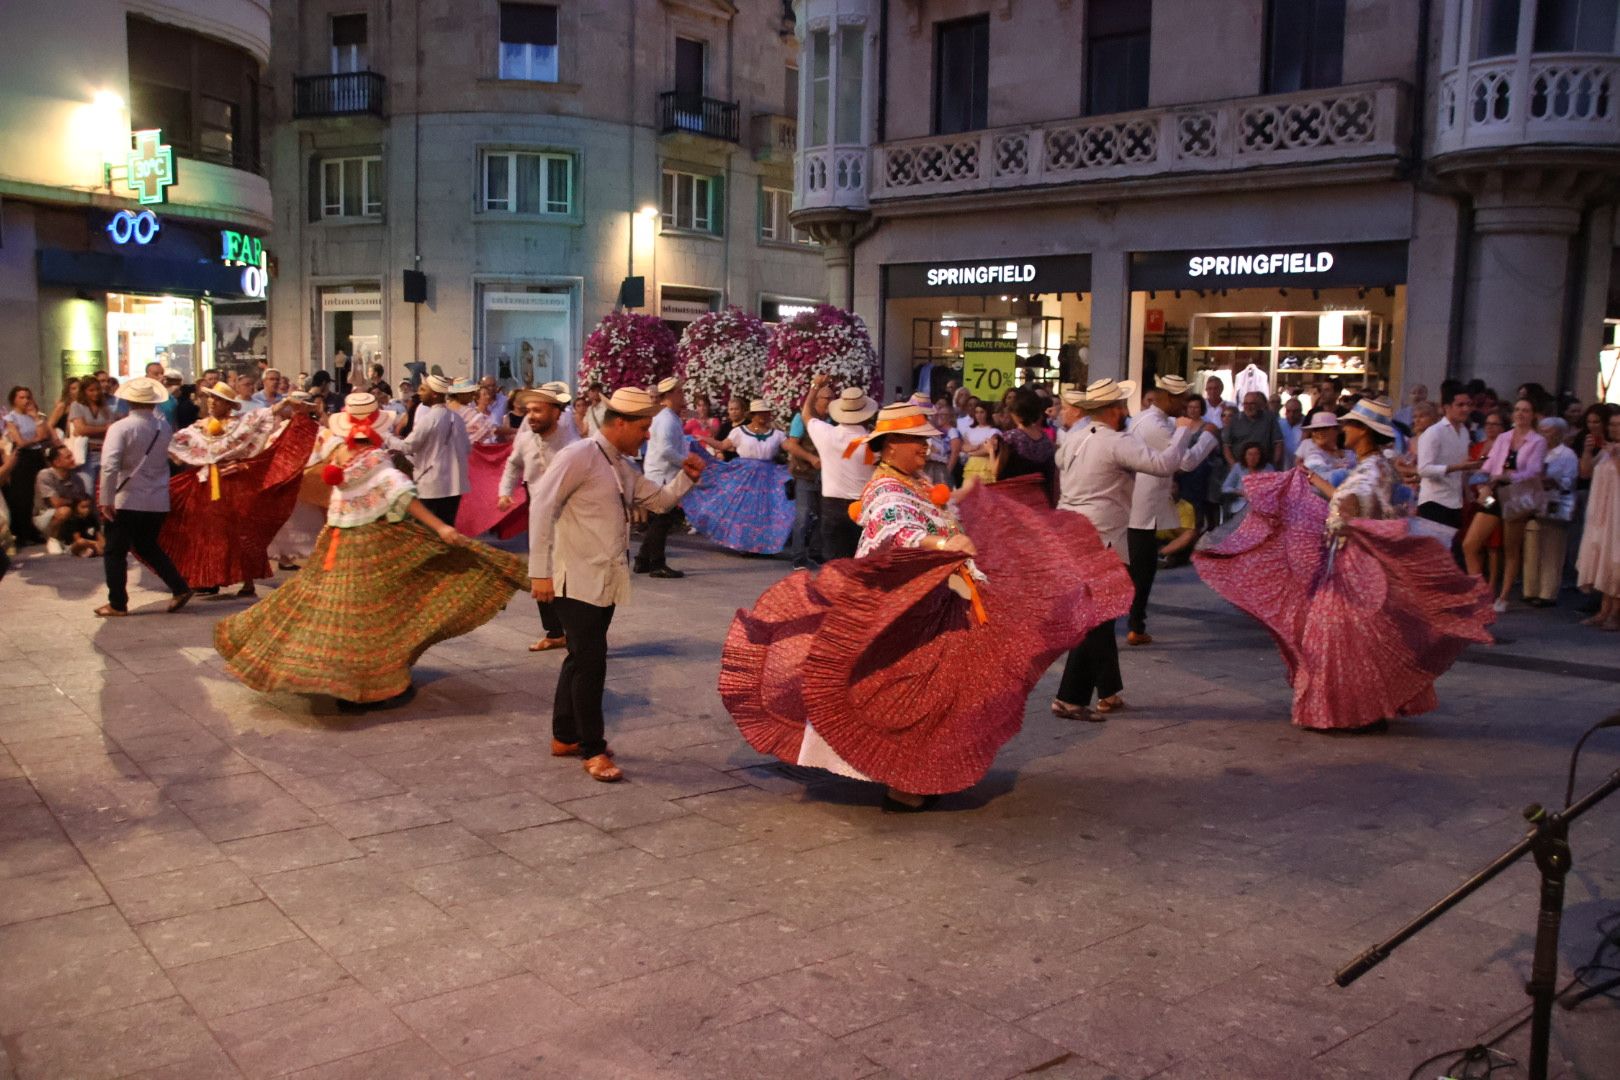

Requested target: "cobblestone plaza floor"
[{"left": 0, "top": 537, "right": 1617, "bottom": 1079}]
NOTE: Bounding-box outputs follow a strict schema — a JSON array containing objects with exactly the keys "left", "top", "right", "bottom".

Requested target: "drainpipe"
[
  {"left": 626, "top": 0, "right": 637, "bottom": 295},
  {"left": 1406, "top": 0, "right": 1432, "bottom": 178},
  {"left": 1556, "top": 206, "right": 1593, "bottom": 398},
  {"left": 1446, "top": 202, "right": 1473, "bottom": 382}
]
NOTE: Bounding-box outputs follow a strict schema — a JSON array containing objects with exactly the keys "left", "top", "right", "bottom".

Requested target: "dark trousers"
[
  {"left": 551, "top": 596, "right": 616, "bottom": 757},
  {"left": 636, "top": 507, "right": 683, "bottom": 570},
  {"left": 821, "top": 496, "right": 859, "bottom": 561},
  {"left": 1057, "top": 618, "right": 1123, "bottom": 707},
  {"left": 104, "top": 509, "right": 189, "bottom": 611},
  {"left": 421, "top": 495, "right": 461, "bottom": 528},
  {"left": 536, "top": 600, "right": 564, "bottom": 639},
  {"left": 1125, "top": 527, "right": 1159, "bottom": 635},
  {"left": 788, "top": 472, "right": 822, "bottom": 564},
  {"left": 1418, "top": 502, "right": 1466, "bottom": 566}
]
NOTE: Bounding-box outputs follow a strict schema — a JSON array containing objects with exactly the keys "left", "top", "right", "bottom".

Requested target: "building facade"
[
  {"left": 792, "top": 0, "right": 1620, "bottom": 407},
  {"left": 0, "top": 0, "right": 274, "bottom": 398},
  {"left": 268, "top": 0, "right": 827, "bottom": 389}
]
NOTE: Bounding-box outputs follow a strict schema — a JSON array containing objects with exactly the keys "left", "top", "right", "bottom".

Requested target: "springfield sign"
[
  {"left": 1188, "top": 250, "right": 1335, "bottom": 278},
  {"left": 925, "top": 262, "right": 1036, "bottom": 288}
]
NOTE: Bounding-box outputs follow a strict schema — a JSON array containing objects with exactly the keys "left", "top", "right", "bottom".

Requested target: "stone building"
[
  {"left": 0, "top": 0, "right": 273, "bottom": 395},
  {"left": 268, "top": 0, "right": 827, "bottom": 389},
  {"left": 791, "top": 0, "right": 1620, "bottom": 406}
]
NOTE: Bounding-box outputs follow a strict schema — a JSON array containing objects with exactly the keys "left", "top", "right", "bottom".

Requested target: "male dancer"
[
  {"left": 528, "top": 388, "right": 705, "bottom": 782},
  {"left": 497, "top": 384, "right": 577, "bottom": 651},
  {"left": 95, "top": 377, "right": 192, "bottom": 617},
  {"left": 386, "top": 373, "right": 469, "bottom": 524},
  {"left": 1124, "top": 375, "right": 1219, "bottom": 645},
  {"left": 635, "top": 376, "right": 689, "bottom": 578},
  {"left": 803, "top": 376, "right": 877, "bottom": 560},
  {"left": 1052, "top": 378, "right": 1202, "bottom": 720}
]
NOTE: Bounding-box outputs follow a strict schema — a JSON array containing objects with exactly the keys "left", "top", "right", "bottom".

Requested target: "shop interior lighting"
[
  {"left": 636, "top": 204, "right": 659, "bottom": 218},
  {"left": 1312, "top": 289, "right": 1321, "bottom": 300},
  {"left": 93, "top": 90, "right": 124, "bottom": 112},
  {"left": 1384, "top": 286, "right": 1395, "bottom": 297},
  {"left": 1173, "top": 290, "right": 1182, "bottom": 299},
  {"left": 1148, "top": 291, "right": 1157, "bottom": 299},
  {"left": 1278, "top": 288, "right": 1288, "bottom": 297},
  {"left": 1195, "top": 290, "right": 1207, "bottom": 298}
]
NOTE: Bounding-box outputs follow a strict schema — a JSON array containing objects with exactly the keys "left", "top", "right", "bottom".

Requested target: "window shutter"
[
  {"left": 332, "top": 13, "right": 367, "bottom": 46},
  {"left": 308, "top": 155, "right": 322, "bottom": 222},
  {"left": 709, "top": 175, "right": 724, "bottom": 234}
]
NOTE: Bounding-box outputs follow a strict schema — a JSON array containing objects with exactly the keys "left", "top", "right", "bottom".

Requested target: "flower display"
[
  {"left": 676, "top": 306, "right": 769, "bottom": 409},
  {"left": 578, "top": 312, "right": 678, "bottom": 392},
  {"left": 761, "top": 305, "right": 881, "bottom": 424}
]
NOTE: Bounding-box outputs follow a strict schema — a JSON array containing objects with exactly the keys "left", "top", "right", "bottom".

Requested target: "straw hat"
[
  {"left": 161, "top": 367, "right": 183, "bottom": 384},
  {"left": 603, "top": 386, "right": 659, "bottom": 418},
  {"left": 512, "top": 385, "right": 571, "bottom": 411},
  {"left": 748, "top": 398, "right": 772, "bottom": 415},
  {"left": 1074, "top": 378, "right": 1137, "bottom": 409},
  {"left": 420, "top": 374, "right": 453, "bottom": 395},
  {"left": 541, "top": 380, "right": 574, "bottom": 400},
  {"left": 860, "top": 401, "right": 944, "bottom": 448},
  {"left": 1303, "top": 411, "right": 1342, "bottom": 431},
  {"left": 1342, "top": 397, "right": 1396, "bottom": 438},
  {"left": 656, "top": 376, "right": 683, "bottom": 396},
  {"left": 202, "top": 383, "right": 244, "bottom": 409},
  {"left": 114, "top": 376, "right": 170, "bottom": 405},
  {"left": 908, "top": 391, "right": 933, "bottom": 407},
  {"left": 1058, "top": 388, "right": 1087, "bottom": 409},
  {"left": 447, "top": 378, "right": 478, "bottom": 397},
  {"left": 328, "top": 392, "right": 381, "bottom": 439},
  {"left": 828, "top": 387, "right": 878, "bottom": 425},
  {"left": 1154, "top": 374, "right": 1192, "bottom": 395}
]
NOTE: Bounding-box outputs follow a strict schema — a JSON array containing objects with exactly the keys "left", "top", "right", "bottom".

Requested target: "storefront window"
[
  {"left": 1599, "top": 319, "right": 1620, "bottom": 406},
  {"left": 213, "top": 301, "right": 268, "bottom": 378},
  {"left": 106, "top": 294, "right": 199, "bottom": 379},
  {"left": 321, "top": 289, "right": 383, "bottom": 379},
  {"left": 482, "top": 290, "right": 572, "bottom": 386}
]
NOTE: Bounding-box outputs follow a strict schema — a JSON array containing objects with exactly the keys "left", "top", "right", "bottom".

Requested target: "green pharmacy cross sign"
[{"left": 126, "top": 129, "right": 176, "bottom": 204}]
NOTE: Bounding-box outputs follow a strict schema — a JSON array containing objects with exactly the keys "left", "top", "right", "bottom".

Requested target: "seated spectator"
[
  {"left": 63, "top": 497, "right": 103, "bottom": 558},
  {"left": 1221, "top": 441, "right": 1275, "bottom": 517},
  {"left": 32, "top": 444, "right": 89, "bottom": 554}
]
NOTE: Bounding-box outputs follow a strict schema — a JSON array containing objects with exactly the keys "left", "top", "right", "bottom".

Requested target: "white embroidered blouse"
[{"left": 328, "top": 447, "right": 417, "bottom": 528}]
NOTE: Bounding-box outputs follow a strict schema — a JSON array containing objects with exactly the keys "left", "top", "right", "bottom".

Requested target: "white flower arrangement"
[{"left": 676, "top": 306, "right": 769, "bottom": 408}]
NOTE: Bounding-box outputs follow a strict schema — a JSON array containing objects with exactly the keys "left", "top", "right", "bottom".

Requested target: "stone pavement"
[{"left": 0, "top": 535, "right": 1617, "bottom": 1080}]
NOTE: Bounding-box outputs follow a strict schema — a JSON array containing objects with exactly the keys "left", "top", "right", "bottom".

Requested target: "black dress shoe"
[
  {"left": 881, "top": 794, "right": 940, "bottom": 814},
  {"left": 632, "top": 562, "right": 650, "bottom": 575},
  {"left": 648, "top": 567, "right": 684, "bottom": 579}
]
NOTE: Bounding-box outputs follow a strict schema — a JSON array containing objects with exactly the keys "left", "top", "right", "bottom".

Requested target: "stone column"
[{"left": 1087, "top": 250, "right": 1130, "bottom": 382}]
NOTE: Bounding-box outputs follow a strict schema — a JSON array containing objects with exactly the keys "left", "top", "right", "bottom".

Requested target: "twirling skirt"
[
  {"left": 215, "top": 520, "right": 527, "bottom": 702},
  {"left": 683, "top": 456, "right": 795, "bottom": 554}
]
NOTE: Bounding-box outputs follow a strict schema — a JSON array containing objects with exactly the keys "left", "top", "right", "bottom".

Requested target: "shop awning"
[{"left": 37, "top": 249, "right": 261, "bottom": 301}]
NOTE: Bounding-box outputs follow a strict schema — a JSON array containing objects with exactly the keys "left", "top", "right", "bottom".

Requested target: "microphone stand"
[{"left": 1334, "top": 764, "right": 1620, "bottom": 1080}]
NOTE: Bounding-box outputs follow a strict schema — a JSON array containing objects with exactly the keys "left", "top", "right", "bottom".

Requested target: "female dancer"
[
  {"left": 1195, "top": 398, "right": 1494, "bottom": 733},
  {"left": 1575, "top": 407, "right": 1620, "bottom": 629},
  {"left": 686, "top": 400, "right": 793, "bottom": 553},
  {"left": 721, "top": 400, "right": 1132, "bottom": 811},
  {"left": 216, "top": 393, "right": 527, "bottom": 703}
]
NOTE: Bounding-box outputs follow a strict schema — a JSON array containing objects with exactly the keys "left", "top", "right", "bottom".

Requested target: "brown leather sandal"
[
  {"left": 551, "top": 740, "right": 611, "bottom": 758},
  {"left": 582, "top": 754, "right": 623, "bottom": 782},
  {"left": 93, "top": 604, "right": 128, "bottom": 618},
  {"left": 529, "top": 636, "right": 567, "bottom": 652},
  {"left": 166, "top": 591, "right": 195, "bottom": 614}
]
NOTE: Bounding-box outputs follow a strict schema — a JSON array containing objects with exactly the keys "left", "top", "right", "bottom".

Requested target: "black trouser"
[
  {"left": 1057, "top": 618, "right": 1122, "bottom": 708},
  {"left": 551, "top": 596, "right": 615, "bottom": 757},
  {"left": 636, "top": 507, "right": 683, "bottom": 570},
  {"left": 104, "top": 509, "right": 189, "bottom": 611},
  {"left": 421, "top": 495, "right": 461, "bottom": 528},
  {"left": 5, "top": 447, "right": 47, "bottom": 544},
  {"left": 820, "top": 496, "right": 859, "bottom": 561},
  {"left": 1418, "top": 502, "right": 1466, "bottom": 567},
  {"left": 1125, "top": 527, "right": 1159, "bottom": 635},
  {"left": 536, "top": 599, "right": 564, "bottom": 639}
]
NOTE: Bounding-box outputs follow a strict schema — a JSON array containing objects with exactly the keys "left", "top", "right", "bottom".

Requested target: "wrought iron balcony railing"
[
  {"left": 659, "top": 92, "right": 740, "bottom": 142},
  {"left": 293, "top": 71, "right": 386, "bottom": 119}
]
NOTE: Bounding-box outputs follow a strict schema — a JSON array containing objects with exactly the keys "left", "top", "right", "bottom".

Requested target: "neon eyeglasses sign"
[{"left": 107, "top": 209, "right": 160, "bottom": 245}]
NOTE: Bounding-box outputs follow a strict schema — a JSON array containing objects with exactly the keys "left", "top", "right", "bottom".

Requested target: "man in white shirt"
[
  {"left": 1053, "top": 378, "right": 1198, "bottom": 720},
  {"left": 1415, "top": 387, "right": 1475, "bottom": 530},
  {"left": 635, "top": 377, "right": 690, "bottom": 578},
  {"left": 499, "top": 385, "right": 577, "bottom": 651},
  {"left": 385, "top": 373, "right": 469, "bottom": 525},
  {"left": 95, "top": 377, "right": 193, "bottom": 616},
  {"left": 1201, "top": 377, "right": 1232, "bottom": 430},
  {"left": 803, "top": 376, "right": 877, "bottom": 560},
  {"left": 1124, "top": 375, "right": 1220, "bottom": 645},
  {"left": 528, "top": 387, "right": 705, "bottom": 783}
]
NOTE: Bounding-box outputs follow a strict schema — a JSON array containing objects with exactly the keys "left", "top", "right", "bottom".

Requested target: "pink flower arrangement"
[
  {"left": 676, "top": 307, "right": 769, "bottom": 409},
  {"left": 761, "top": 305, "right": 881, "bottom": 424},
  {"left": 579, "top": 312, "right": 678, "bottom": 392}
]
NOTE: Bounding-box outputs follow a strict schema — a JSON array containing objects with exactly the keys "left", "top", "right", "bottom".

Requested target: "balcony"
[
  {"left": 293, "top": 71, "right": 386, "bottom": 119},
  {"left": 797, "top": 145, "right": 869, "bottom": 212},
  {"left": 858, "top": 80, "right": 1407, "bottom": 203},
  {"left": 658, "top": 92, "right": 740, "bottom": 142},
  {"left": 752, "top": 112, "right": 797, "bottom": 164},
  {"left": 1435, "top": 54, "right": 1619, "bottom": 156}
]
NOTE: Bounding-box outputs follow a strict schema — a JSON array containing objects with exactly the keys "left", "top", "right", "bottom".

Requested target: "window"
[
  {"left": 499, "top": 3, "right": 558, "bottom": 82},
  {"left": 933, "top": 16, "right": 988, "bottom": 135},
  {"left": 661, "top": 168, "right": 723, "bottom": 234},
  {"left": 674, "top": 37, "right": 707, "bottom": 103},
  {"left": 759, "top": 186, "right": 813, "bottom": 245},
  {"left": 785, "top": 65, "right": 799, "bottom": 119},
  {"left": 1085, "top": 0, "right": 1151, "bottom": 115},
  {"left": 331, "top": 13, "right": 368, "bottom": 73},
  {"left": 1474, "top": 0, "right": 1521, "bottom": 58},
  {"left": 1265, "top": 0, "right": 1345, "bottom": 94},
  {"left": 321, "top": 156, "right": 383, "bottom": 218},
  {"left": 127, "top": 15, "right": 262, "bottom": 173},
  {"left": 836, "top": 27, "right": 864, "bottom": 143},
  {"left": 1534, "top": 0, "right": 1618, "bottom": 52},
  {"left": 482, "top": 151, "right": 574, "bottom": 215},
  {"left": 809, "top": 30, "right": 830, "bottom": 144}
]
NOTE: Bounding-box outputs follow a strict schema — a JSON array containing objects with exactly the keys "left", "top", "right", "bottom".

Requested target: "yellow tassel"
[{"left": 208, "top": 464, "right": 221, "bottom": 501}]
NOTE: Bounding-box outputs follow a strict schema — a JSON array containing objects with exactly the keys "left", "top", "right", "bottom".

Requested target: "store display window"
[
  {"left": 1600, "top": 319, "right": 1619, "bottom": 406},
  {"left": 321, "top": 289, "right": 383, "bottom": 379},
  {"left": 483, "top": 289, "right": 573, "bottom": 386},
  {"left": 107, "top": 293, "right": 199, "bottom": 379}
]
